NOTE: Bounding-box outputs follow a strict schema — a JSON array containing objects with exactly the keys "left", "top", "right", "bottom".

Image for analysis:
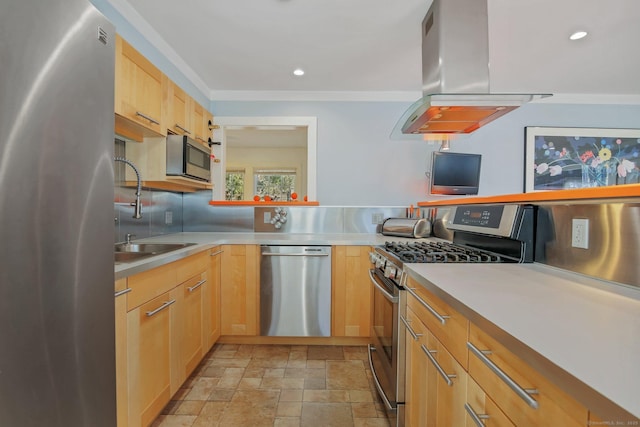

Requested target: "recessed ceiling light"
[
  {"left": 293, "top": 68, "right": 305, "bottom": 76},
  {"left": 569, "top": 31, "right": 588, "bottom": 41}
]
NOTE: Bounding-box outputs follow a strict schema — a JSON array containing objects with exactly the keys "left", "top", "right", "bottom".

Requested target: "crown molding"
[{"left": 210, "top": 90, "right": 422, "bottom": 102}]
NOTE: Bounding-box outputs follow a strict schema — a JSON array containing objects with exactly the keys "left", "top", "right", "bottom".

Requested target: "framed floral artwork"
[{"left": 524, "top": 126, "right": 640, "bottom": 192}]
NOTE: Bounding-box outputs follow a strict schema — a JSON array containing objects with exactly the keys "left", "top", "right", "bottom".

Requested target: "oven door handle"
[
  {"left": 368, "top": 344, "right": 395, "bottom": 411},
  {"left": 368, "top": 269, "right": 398, "bottom": 303}
]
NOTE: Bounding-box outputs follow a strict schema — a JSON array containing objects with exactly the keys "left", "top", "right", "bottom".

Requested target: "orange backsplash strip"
[
  {"left": 209, "top": 200, "right": 320, "bottom": 206},
  {"left": 417, "top": 184, "right": 640, "bottom": 207}
]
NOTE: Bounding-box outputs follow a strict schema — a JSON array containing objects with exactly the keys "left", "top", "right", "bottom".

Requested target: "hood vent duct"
[{"left": 394, "top": 0, "right": 550, "bottom": 136}]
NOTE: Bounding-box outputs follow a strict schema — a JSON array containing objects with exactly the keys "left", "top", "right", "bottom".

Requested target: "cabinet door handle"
[
  {"left": 188, "top": 279, "right": 206, "bottom": 292},
  {"left": 210, "top": 249, "right": 224, "bottom": 257},
  {"left": 114, "top": 288, "right": 131, "bottom": 298},
  {"left": 420, "top": 344, "right": 456, "bottom": 386},
  {"left": 145, "top": 299, "right": 176, "bottom": 317},
  {"left": 399, "top": 315, "right": 422, "bottom": 341},
  {"left": 135, "top": 111, "right": 159, "bottom": 125},
  {"left": 467, "top": 341, "right": 539, "bottom": 409},
  {"left": 175, "top": 124, "right": 191, "bottom": 135},
  {"left": 464, "top": 403, "right": 490, "bottom": 427},
  {"left": 405, "top": 285, "right": 449, "bottom": 325}
]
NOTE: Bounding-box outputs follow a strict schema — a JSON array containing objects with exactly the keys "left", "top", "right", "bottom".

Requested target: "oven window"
[{"left": 372, "top": 276, "right": 395, "bottom": 362}]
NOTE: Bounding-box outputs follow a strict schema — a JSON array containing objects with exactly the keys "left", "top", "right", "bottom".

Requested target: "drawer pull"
[
  {"left": 405, "top": 285, "right": 450, "bottom": 325},
  {"left": 420, "top": 344, "right": 456, "bottom": 386},
  {"left": 145, "top": 299, "right": 176, "bottom": 317},
  {"left": 400, "top": 315, "right": 422, "bottom": 341},
  {"left": 467, "top": 341, "right": 539, "bottom": 409},
  {"left": 175, "top": 124, "right": 191, "bottom": 135},
  {"left": 210, "top": 249, "right": 224, "bottom": 256},
  {"left": 188, "top": 279, "right": 206, "bottom": 292},
  {"left": 114, "top": 287, "right": 131, "bottom": 298},
  {"left": 135, "top": 111, "right": 159, "bottom": 125},
  {"left": 464, "top": 403, "right": 490, "bottom": 427}
]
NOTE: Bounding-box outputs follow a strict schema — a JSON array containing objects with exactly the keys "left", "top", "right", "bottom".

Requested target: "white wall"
[{"left": 212, "top": 100, "right": 640, "bottom": 206}]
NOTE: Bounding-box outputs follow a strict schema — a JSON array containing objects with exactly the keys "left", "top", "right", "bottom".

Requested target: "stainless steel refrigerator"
[{"left": 0, "top": 0, "right": 117, "bottom": 425}]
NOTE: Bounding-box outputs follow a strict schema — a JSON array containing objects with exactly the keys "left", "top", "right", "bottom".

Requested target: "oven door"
[{"left": 368, "top": 268, "right": 405, "bottom": 415}]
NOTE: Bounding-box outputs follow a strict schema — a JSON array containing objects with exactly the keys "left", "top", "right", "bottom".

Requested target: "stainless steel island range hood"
[{"left": 396, "top": 0, "right": 550, "bottom": 135}]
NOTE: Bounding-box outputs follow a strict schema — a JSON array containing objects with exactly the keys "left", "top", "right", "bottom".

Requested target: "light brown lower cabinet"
[
  {"left": 465, "top": 376, "right": 515, "bottom": 427},
  {"left": 403, "top": 305, "right": 466, "bottom": 427},
  {"left": 180, "top": 271, "right": 207, "bottom": 379},
  {"left": 127, "top": 287, "right": 180, "bottom": 427},
  {"left": 204, "top": 246, "right": 222, "bottom": 349},
  {"left": 467, "top": 322, "right": 588, "bottom": 427},
  {"left": 116, "top": 249, "right": 220, "bottom": 427},
  {"left": 220, "top": 244, "right": 259, "bottom": 336},
  {"left": 331, "top": 246, "right": 372, "bottom": 337},
  {"left": 404, "top": 280, "right": 592, "bottom": 427}
]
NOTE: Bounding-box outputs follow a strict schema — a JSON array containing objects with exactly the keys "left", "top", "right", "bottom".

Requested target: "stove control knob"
[
  {"left": 384, "top": 265, "right": 396, "bottom": 279},
  {"left": 376, "top": 258, "right": 385, "bottom": 269},
  {"left": 368, "top": 252, "right": 377, "bottom": 264}
]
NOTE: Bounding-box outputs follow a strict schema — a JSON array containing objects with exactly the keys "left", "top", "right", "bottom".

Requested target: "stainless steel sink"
[
  {"left": 114, "top": 242, "right": 197, "bottom": 264},
  {"left": 115, "top": 242, "right": 195, "bottom": 254}
]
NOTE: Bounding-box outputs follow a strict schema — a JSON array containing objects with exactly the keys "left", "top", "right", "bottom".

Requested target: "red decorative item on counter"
[
  {"left": 253, "top": 195, "right": 260, "bottom": 201},
  {"left": 291, "top": 192, "right": 298, "bottom": 200},
  {"left": 264, "top": 195, "right": 271, "bottom": 202}
]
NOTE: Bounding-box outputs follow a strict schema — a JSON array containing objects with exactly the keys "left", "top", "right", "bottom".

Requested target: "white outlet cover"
[
  {"left": 165, "top": 211, "right": 173, "bottom": 225},
  {"left": 571, "top": 218, "right": 589, "bottom": 249}
]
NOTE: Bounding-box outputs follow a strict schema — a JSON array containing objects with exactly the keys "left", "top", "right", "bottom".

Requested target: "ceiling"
[
  {"left": 107, "top": 0, "right": 429, "bottom": 98},
  {"left": 108, "top": 0, "right": 640, "bottom": 100}
]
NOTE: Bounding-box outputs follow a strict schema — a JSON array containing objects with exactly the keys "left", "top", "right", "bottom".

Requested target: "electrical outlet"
[
  {"left": 164, "top": 211, "right": 173, "bottom": 225},
  {"left": 571, "top": 218, "right": 589, "bottom": 249},
  {"left": 371, "top": 213, "right": 384, "bottom": 224}
]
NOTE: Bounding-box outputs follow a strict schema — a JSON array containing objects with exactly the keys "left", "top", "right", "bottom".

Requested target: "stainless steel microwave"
[{"left": 166, "top": 134, "right": 211, "bottom": 182}]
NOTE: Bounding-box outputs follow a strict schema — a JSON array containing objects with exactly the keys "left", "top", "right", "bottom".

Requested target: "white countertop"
[
  {"left": 405, "top": 262, "right": 640, "bottom": 419},
  {"left": 115, "top": 232, "right": 416, "bottom": 279}
]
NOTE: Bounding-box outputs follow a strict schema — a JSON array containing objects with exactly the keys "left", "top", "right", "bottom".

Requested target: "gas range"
[{"left": 371, "top": 204, "right": 536, "bottom": 287}]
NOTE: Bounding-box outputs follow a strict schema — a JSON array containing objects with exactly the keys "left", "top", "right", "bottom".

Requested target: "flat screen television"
[{"left": 430, "top": 151, "right": 482, "bottom": 195}]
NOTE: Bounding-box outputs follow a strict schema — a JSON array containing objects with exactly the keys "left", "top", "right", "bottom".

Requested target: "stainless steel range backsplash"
[{"left": 535, "top": 202, "right": 640, "bottom": 290}]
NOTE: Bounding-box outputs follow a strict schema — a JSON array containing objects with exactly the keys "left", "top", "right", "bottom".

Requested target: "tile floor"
[{"left": 152, "top": 344, "right": 391, "bottom": 427}]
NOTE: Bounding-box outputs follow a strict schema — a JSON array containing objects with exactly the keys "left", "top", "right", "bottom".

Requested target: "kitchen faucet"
[{"left": 114, "top": 157, "right": 143, "bottom": 219}]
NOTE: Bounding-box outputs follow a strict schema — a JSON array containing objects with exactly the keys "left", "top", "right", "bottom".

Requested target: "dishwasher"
[{"left": 260, "top": 245, "right": 331, "bottom": 336}]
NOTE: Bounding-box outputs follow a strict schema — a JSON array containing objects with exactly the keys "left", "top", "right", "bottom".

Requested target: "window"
[
  {"left": 254, "top": 169, "right": 296, "bottom": 201},
  {"left": 225, "top": 170, "right": 245, "bottom": 200}
]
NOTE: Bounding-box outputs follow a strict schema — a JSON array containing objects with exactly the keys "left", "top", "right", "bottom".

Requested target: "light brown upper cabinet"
[
  {"left": 192, "top": 101, "right": 214, "bottom": 146},
  {"left": 164, "top": 78, "right": 193, "bottom": 137},
  {"left": 114, "top": 35, "right": 165, "bottom": 141}
]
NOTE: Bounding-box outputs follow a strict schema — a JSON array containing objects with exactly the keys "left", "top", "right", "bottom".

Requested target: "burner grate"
[{"left": 384, "top": 241, "right": 506, "bottom": 264}]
